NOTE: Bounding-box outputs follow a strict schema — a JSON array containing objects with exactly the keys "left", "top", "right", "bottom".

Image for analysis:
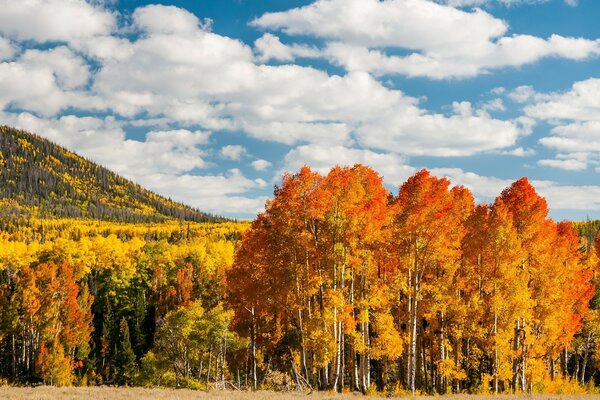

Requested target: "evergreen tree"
[{"left": 115, "top": 318, "right": 137, "bottom": 385}]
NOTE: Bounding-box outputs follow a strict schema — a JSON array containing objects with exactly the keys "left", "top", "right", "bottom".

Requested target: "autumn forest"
[{"left": 1, "top": 128, "right": 600, "bottom": 395}]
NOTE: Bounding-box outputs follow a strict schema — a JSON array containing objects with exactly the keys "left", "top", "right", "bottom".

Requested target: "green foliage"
[
  {"left": 115, "top": 318, "right": 137, "bottom": 385},
  {"left": 143, "top": 301, "right": 238, "bottom": 388}
]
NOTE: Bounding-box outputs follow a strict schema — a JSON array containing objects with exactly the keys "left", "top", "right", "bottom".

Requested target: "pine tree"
[{"left": 115, "top": 318, "right": 137, "bottom": 385}]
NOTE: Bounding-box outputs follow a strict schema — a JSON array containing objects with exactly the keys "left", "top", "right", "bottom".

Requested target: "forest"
[
  {"left": 0, "top": 126, "right": 222, "bottom": 222},
  {"left": 0, "top": 219, "right": 247, "bottom": 388},
  {"left": 0, "top": 163, "right": 599, "bottom": 395}
]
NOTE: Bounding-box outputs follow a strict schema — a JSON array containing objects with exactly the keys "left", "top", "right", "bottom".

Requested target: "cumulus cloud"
[
  {"left": 253, "top": 0, "right": 599, "bottom": 79},
  {"left": 221, "top": 145, "right": 248, "bottom": 160},
  {"left": 254, "top": 33, "right": 320, "bottom": 63},
  {"left": 251, "top": 159, "right": 272, "bottom": 171},
  {"left": 139, "top": 169, "right": 269, "bottom": 215},
  {"left": 499, "top": 147, "right": 536, "bottom": 157},
  {"left": 0, "top": 37, "right": 16, "bottom": 61},
  {"left": 538, "top": 158, "right": 587, "bottom": 171},
  {"left": 133, "top": 4, "right": 209, "bottom": 35},
  {"left": 0, "top": 0, "right": 115, "bottom": 44},
  {"left": 521, "top": 79, "right": 600, "bottom": 170},
  {"left": 525, "top": 78, "right": 600, "bottom": 122},
  {"left": 0, "top": 46, "right": 103, "bottom": 116},
  {"left": 0, "top": 111, "right": 210, "bottom": 176}
]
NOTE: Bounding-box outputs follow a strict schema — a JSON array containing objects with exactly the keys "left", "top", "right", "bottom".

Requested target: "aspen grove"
[{"left": 227, "top": 165, "right": 599, "bottom": 394}]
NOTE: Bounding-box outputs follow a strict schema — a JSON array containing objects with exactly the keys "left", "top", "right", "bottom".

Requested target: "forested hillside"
[{"left": 0, "top": 126, "right": 222, "bottom": 222}]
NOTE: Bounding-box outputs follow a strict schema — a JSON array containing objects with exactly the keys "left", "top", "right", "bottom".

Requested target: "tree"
[
  {"left": 389, "top": 169, "right": 473, "bottom": 394},
  {"left": 115, "top": 318, "right": 137, "bottom": 385}
]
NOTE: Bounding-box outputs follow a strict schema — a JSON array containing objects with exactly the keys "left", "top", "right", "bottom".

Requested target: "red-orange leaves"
[{"left": 226, "top": 166, "right": 595, "bottom": 394}]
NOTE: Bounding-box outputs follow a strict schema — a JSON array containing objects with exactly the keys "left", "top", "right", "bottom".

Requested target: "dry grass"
[{"left": 0, "top": 387, "right": 599, "bottom": 400}]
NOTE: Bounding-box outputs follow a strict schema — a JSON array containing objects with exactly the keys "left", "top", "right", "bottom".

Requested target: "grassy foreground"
[{"left": 0, "top": 387, "right": 598, "bottom": 400}]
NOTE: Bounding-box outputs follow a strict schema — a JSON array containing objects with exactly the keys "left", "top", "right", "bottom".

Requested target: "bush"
[{"left": 261, "top": 371, "right": 294, "bottom": 392}]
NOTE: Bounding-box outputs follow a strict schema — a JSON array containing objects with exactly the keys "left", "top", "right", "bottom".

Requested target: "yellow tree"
[{"left": 389, "top": 169, "right": 472, "bottom": 394}]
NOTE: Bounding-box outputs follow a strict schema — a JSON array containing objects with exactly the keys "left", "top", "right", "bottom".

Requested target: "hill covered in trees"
[{"left": 0, "top": 126, "right": 222, "bottom": 223}]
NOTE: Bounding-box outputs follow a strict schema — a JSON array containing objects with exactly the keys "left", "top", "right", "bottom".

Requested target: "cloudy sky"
[{"left": 2, "top": 0, "right": 600, "bottom": 219}]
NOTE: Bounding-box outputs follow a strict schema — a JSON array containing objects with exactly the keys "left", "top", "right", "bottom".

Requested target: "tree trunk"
[
  {"left": 250, "top": 307, "right": 257, "bottom": 391},
  {"left": 581, "top": 332, "right": 592, "bottom": 384},
  {"left": 438, "top": 311, "right": 446, "bottom": 394},
  {"left": 493, "top": 310, "right": 498, "bottom": 394},
  {"left": 512, "top": 319, "right": 520, "bottom": 393},
  {"left": 206, "top": 347, "right": 212, "bottom": 391},
  {"left": 405, "top": 268, "right": 412, "bottom": 390}
]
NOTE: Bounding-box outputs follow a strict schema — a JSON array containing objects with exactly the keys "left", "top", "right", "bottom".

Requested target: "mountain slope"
[{"left": 0, "top": 126, "right": 223, "bottom": 222}]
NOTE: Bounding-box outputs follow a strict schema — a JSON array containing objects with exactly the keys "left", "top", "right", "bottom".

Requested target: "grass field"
[{"left": 0, "top": 387, "right": 598, "bottom": 400}]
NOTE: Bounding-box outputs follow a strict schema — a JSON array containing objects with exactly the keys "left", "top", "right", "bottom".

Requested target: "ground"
[{"left": 0, "top": 387, "right": 599, "bottom": 400}]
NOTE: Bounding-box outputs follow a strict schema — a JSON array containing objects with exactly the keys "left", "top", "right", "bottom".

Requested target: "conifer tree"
[{"left": 115, "top": 318, "right": 137, "bottom": 385}]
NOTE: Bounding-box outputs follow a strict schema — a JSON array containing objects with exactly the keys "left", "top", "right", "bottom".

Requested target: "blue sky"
[{"left": 2, "top": 0, "right": 600, "bottom": 219}]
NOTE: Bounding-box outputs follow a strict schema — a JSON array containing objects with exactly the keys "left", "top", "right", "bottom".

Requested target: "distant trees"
[
  {"left": 227, "top": 165, "right": 598, "bottom": 394},
  {"left": 0, "top": 125, "right": 223, "bottom": 223},
  {"left": 0, "top": 220, "right": 246, "bottom": 387}
]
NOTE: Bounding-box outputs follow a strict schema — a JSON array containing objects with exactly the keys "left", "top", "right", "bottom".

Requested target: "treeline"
[
  {"left": 0, "top": 220, "right": 247, "bottom": 387},
  {"left": 0, "top": 126, "right": 224, "bottom": 223},
  {"left": 227, "top": 165, "right": 600, "bottom": 395}
]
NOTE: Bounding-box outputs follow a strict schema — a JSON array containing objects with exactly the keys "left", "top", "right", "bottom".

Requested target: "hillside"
[{"left": 0, "top": 126, "right": 223, "bottom": 222}]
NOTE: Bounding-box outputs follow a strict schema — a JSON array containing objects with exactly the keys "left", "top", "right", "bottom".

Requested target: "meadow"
[{"left": 0, "top": 387, "right": 598, "bottom": 400}]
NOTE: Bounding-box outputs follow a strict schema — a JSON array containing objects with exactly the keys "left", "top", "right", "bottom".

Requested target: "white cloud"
[
  {"left": 0, "top": 0, "right": 115, "bottom": 44},
  {"left": 538, "top": 158, "right": 587, "bottom": 171},
  {"left": 499, "top": 147, "right": 536, "bottom": 156},
  {"left": 133, "top": 4, "right": 210, "bottom": 35},
  {"left": 540, "top": 122, "right": 600, "bottom": 153},
  {"left": 251, "top": 159, "right": 272, "bottom": 171},
  {"left": 429, "top": 168, "right": 513, "bottom": 199},
  {"left": 20, "top": 46, "right": 90, "bottom": 89},
  {"left": 221, "top": 145, "right": 248, "bottom": 160},
  {"left": 357, "top": 100, "right": 522, "bottom": 156},
  {"left": 139, "top": 169, "right": 268, "bottom": 215},
  {"left": 535, "top": 184, "right": 600, "bottom": 210},
  {"left": 0, "top": 46, "right": 104, "bottom": 116},
  {"left": 525, "top": 78, "right": 600, "bottom": 122},
  {"left": 523, "top": 79, "right": 600, "bottom": 167},
  {"left": 508, "top": 85, "right": 537, "bottom": 103},
  {"left": 254, "top": 33, "right": 320, "bottom": 63},
  {"left": 146, "top": 129, "right": 210, "bottom": 147},
  {"left": 481, "top": 98, "right": 506, "bottom": 113},
  {"left": 252, "top": 0, "right": 506, "bottom": 49},
  {"left": 253, "top": 0, "right": 599, "bottom": 79},
  {"left": 0, "top": 37, "right": 16, "bottom": 61}
]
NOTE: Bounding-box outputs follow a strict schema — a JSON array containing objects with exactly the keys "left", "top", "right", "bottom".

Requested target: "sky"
[{"left": 2, "top": 0, "right": 600, "bottom": 220}]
